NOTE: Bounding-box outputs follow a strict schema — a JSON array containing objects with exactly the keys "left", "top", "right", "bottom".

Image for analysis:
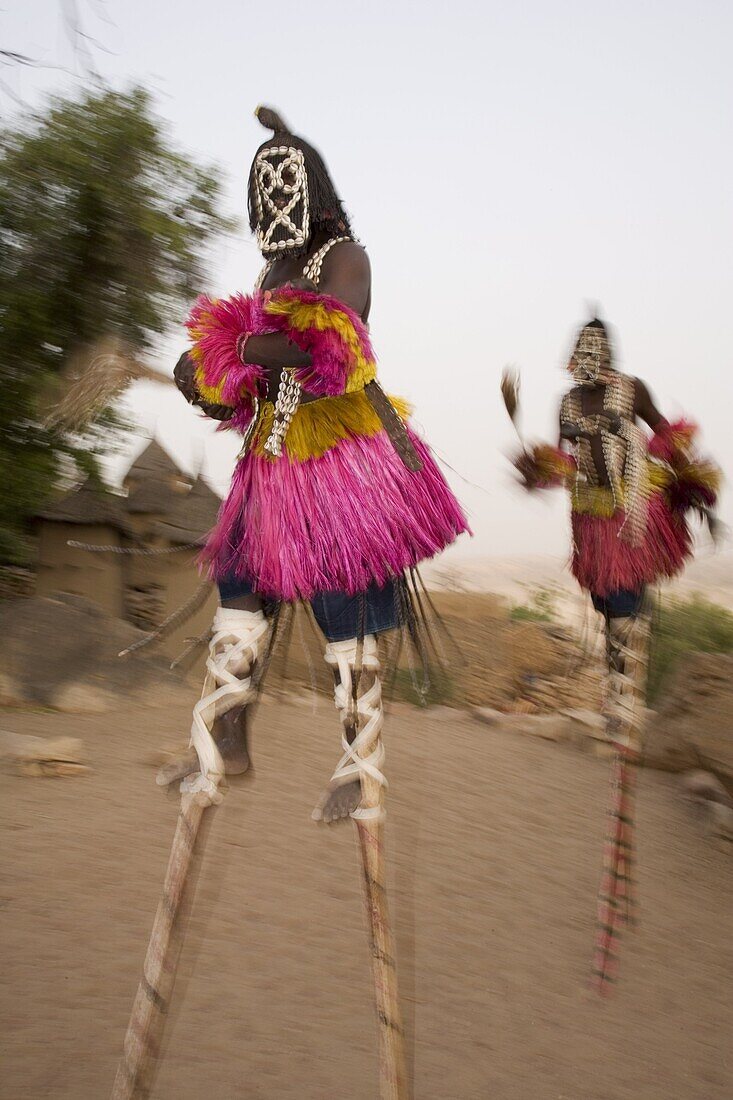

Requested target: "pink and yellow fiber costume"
[
  {"left": 514, "top": 386, "right": 721, "bottom": 991},
  {"left": 516, "top": 419, "right": 720, "bottom": 597},
  {"left": 186, "top": 286, "right": 469, "bottom": 601}
]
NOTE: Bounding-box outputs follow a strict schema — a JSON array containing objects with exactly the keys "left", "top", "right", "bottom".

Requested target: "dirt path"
[{"left": 1, "top": 694, "right": 731, "bottom": 1099}]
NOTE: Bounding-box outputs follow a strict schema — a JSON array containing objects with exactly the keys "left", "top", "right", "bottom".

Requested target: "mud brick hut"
[{"left": 34, "top": 440, "right": 220, "bottom": 661}]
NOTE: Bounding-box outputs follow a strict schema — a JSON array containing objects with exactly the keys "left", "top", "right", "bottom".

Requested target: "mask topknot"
[{"left": 255, "top": 105, "right": 290, "bottom": 135}]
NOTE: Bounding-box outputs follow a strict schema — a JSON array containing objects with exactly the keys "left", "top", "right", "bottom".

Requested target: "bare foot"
[
  {"left": 210, "top": 705, "right": 250, "bottom": 774},
  {"left": 311, "top": 779, "right": 362, "bottom": 824},
  {"left": 156, "top": 706, "right": 250, "bottom": 787}
]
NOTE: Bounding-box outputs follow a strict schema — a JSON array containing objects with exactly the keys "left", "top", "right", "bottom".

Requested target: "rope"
[
  {"left": 169, "top": 628, "right": 212, "bottom": 670},
  {"left": 395, "top": 573, "right": 432, "bottom": 702},
  {"left": 433, "top": 448, "right": 493, "bottom": 497},
  {"left": 68, "top": 539, "right": 202, "bottom": 556},
  {"left": 118, "top": 580, "right": 213, "bottom": 657}
]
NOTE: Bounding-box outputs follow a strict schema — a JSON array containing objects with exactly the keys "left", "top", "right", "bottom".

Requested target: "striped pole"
[
  {"left": 592, "top": 750, "right": 638, "bottom": 990},
  {"left": 592, "top": 611, "right": 649, "bottom": 992}
]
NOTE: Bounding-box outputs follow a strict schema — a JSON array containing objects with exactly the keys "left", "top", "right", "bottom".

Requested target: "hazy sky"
[{"left": 4, "top": 0, "right": 732, "bottom": 559}]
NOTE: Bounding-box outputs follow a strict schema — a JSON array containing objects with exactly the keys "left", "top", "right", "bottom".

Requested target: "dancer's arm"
[
  {"left": 173, "top": 351, "right": 233, "bottom": 420},
  {"left": 242, "top": 243, "right": 371, "bottom": 371},
  {"left": 634, "top": 377, "right": 665, "bottom": 430},
  {"left": 176, "top": 244, "right": 372, "bottom": 407},
  {"left": 514, "top": 407, "right": 575, "bottom": 489}
]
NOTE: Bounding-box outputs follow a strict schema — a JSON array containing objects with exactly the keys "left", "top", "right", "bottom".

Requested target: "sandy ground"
[{"left": 1, "top": 692, "right": 731, "bottom": 1100}]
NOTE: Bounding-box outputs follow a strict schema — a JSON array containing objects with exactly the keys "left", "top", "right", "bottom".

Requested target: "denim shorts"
[
  {"left": 591, "top": 587, "right": 646, "bottom": 619},
  {"left": 217, "top": 574, "right": 400, "bottom": 642}
]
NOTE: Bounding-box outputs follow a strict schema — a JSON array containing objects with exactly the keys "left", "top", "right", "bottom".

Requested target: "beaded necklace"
[{"left": 561, "top": 374, "right": 649, "bottom": 545}]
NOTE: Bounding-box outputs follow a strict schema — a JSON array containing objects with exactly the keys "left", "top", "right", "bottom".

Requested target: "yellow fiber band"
[
  {"left": 250, "top": 390, "right": 410, "bottom": 461},
  {"left": 571, "top": 464, "right": 670, "bottom": 516}
]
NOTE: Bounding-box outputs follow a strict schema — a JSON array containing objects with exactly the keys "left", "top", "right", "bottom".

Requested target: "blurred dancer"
[{"left": 508, "top": 315, "right": 720, "bottom": 986}]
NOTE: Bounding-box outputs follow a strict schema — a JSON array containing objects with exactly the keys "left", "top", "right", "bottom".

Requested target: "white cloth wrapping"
[
  {"left": 181, "top": 607, "right": 270, "bottom": 804},
  {"left": 324, "top": 636, "right": 387, "bottom": 822}
]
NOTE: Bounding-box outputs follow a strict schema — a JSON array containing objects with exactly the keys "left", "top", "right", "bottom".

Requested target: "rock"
[
  {"left": 679, "top": 770, "right": 733, "bottom": 847},
  {"left": 0, "top": 671, "right": 22, "bottom": 707},
  {"left": 143, "top": 740, "right": 191, "bottom": 767},
  {"left": 643, "top": 724, "right": 698, "bottom": 774},
  {"left": 648, "top": 654, "right": 733, "bottom": 794},
  {"left": 524, "top": 715, "right": 573, "bottom": 742},
  {"left": 709, "top": 803, "right": 733, "bottom": 843},
  {"left": 559, "top": 708, "right": 606, "bottom": 739},
  {"left": 0, "top": 595, "right": 190, "bottom": 711},
  {"left": 15, "top": 761, "right": 92, "bottom": 778},
  {"left": 50, "top": 683, "right": 117, "bottom": 715},
  {"left": 0, "top": 731, "right": 90, "bottom": 778},
  {"left": 681, "top": 770, "right": 733, "bottom": 808},
  {"left": 474, "top": 700, "right": 692, "bottom": 763},
  {"left": 425, "top": 705, "right": 463, "bottom": 722},
  {"left": 506, "top": 699, "right": 540, "bottom": 715},
  {"left": 473, "top": 709, "right": 578, "bottom": 744},
  {"left": 472, "top": 707, "right": 505, "bottom": 727},
  {"left": 0, "top": 731, "right": 85, "bottom": 762}
]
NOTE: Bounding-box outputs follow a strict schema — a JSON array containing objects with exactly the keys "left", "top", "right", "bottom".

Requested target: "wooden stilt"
[
  {"left": 352, "top": 680, "right": 409, "bottom": 1100},
  {"left": 111, "top": 791, "right": 210, "bottom": 1099},
  {"left": 592, "top": 750, "right": 638, "bottom": 990},
  {"left": 592, "top": 611, "right": 649, "bottom": 991}
]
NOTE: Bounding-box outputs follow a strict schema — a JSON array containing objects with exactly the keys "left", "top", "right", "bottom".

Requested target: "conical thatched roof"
[
  {"left": 124, "top": 439, "right": 191, "bottom": 516},
  {"left": 154, "top": 477, "right": 221, "bottom": 545},
  {"left": 36, "top": 479, "right": 133, "bottom": 535},
  {"left": 126, "top": 439, "right": 180, "bottom": 482},
  {"left": 34, "top": 440, "right": 214, "bottom": 539}
]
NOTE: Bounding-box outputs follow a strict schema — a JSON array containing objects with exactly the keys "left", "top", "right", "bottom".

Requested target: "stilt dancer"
[
  {"left": 114, "top": 106, "right": 469, "bottom": 1097},
  {"left": 505, "top": 315, "right": 720, "bottom": 989}
]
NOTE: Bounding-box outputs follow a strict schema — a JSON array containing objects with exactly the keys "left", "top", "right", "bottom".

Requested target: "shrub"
[
  {"left": 648, "top": 593, "right": 733, "bottom": 703},
  {"left": 510, "top": 586, "right": 558, "bottom": 624},
  {"left": 388, "top": 666, "right": 455, "bottom": 708}
]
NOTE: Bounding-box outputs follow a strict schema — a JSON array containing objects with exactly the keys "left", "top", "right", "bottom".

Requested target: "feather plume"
[{"left": 500, "top": 366, "right": 521, "bottom": 434}]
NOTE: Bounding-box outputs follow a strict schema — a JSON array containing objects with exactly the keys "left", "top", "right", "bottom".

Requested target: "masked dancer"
[
  {"left": 506, "top": 316, "right": 720, "bottom": 989},
  {"left": 165, "top": 105, "right": 468, "bottom": 820},
  {"left": 112, "top": 106, "right": 470, "bottom": 1100}
]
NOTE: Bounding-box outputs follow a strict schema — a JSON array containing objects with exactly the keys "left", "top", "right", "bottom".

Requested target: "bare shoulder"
[
  {"left": 631, "top": 375, "right": 654, "bottom": 409},
  {"left": 318, "top": 240, "right": 371, "bottom": 315},
  {"left": 321, "top": 239, "right": 370, "bottom": 280},
  {"left": 631, "top": 374, "right": 664, "bottom": 427}
]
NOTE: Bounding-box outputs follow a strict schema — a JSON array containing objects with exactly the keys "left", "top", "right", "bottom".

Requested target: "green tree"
[{"left": 0, "top": 84, "right": 233, "bottom": 562}]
